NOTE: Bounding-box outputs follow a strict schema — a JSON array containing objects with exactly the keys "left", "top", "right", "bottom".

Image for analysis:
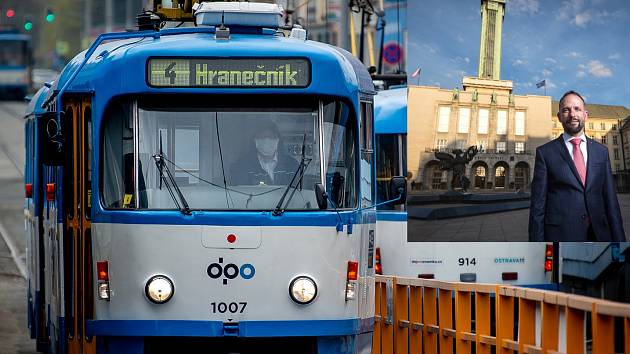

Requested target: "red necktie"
[{"left": 570, "top": 138, "right": 586, "bottom": 186}]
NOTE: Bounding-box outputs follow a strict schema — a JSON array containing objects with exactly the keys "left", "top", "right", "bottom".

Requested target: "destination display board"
[{"left": 147, "top": 58, "right": 310, "bottom": 88}]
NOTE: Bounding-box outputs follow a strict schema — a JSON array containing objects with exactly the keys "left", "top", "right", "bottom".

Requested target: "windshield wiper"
[
  {"left": 152, "top": 134, "right": 192, "bottom": 215},
  {"left": 273, "top": 134, "right": 312, "bottom": 216}
]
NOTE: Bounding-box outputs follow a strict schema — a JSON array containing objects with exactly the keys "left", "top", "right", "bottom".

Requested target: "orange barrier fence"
[{"left": 373, "top": 275, "right": 630, "bottom": 354}]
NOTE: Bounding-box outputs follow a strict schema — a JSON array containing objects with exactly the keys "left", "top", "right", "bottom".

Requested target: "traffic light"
[
  {"left": 24, "top": 17, "right": 33, "bottom": 31},
  {"left": 6, "top": 8, "right": 15, "bottom": 18},
  {"left": 45, "top": 8, "right": 55, "bottom": 22}
]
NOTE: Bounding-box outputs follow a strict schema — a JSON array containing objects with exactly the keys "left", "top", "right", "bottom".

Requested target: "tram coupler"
[{"left": 223, "top": 322, "right": 239, "bottom": 337}]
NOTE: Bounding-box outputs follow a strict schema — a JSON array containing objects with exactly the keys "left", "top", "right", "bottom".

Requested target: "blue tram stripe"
[
  {"left": 376, "top": 211, "right": 407, "bottom": 221},
  {"left": 87, "top": 318, "right": 374, "bottom": 337},
  {"left": 92, "top": 210, "right": 371, "bottom": 227}
]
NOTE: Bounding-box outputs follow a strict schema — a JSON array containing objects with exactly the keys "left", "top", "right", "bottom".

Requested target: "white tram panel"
[
  {"left": 378, "top": 239, "right": 550, "bottom": 285},
  {"left": 92, "top": 223, "right": 368, "bottom": 322}
]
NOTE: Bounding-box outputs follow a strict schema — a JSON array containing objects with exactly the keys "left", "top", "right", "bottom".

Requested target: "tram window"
[
  {"left": 64, "top": 106, "right": 75, "bottom": 218},
  {"left": 360, "top": 102, "right": 374, "bottom": 151},
  {"left": 84, "top": 106, "right": 92, "bottom": 218},
  {"left": 101, "top": 96, "right": 359, "bottom": 211},
  {"left": 0, "top": 41, "right": 27, "bottom": 66},
  {"left": 130, "top": 96, "right": 324, "bottom": 211},
  {"left": 102, "top": 100, "right": 135, "bottom": 208},
  {"left": 359, "top": 101, "right": 374, "bottom": 206},
  {"left": 322, "top": 99, "right": 357, "bottom": 208},
  {"left": 376, "top": 134, "right": 399, "bottom": 210}
]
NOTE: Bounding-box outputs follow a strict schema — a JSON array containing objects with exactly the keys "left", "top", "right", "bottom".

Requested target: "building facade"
[{"left": 408, "top": 79, "right": 551, "bottom": 191}]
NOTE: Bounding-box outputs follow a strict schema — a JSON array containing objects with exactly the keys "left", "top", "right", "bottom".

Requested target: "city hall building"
[{"left": 408, "top": 80, "right": 550, "bottom": 191}]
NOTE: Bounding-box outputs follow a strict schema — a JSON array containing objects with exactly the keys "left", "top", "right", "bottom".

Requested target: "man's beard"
[{"left": 563, "top": 120, "right": 584, "bottom": 135}]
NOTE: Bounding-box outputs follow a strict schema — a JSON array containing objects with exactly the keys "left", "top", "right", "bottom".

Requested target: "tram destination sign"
[{"left": 147, "top": 58, "right": 310, "bottom": 88}]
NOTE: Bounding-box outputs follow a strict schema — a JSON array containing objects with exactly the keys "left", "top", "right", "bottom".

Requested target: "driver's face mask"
[{"left": 255, "top": 138, "right": 279, "bottom": 157}]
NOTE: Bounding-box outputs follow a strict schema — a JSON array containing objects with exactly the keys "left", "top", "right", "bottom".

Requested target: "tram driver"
[{"left": 230, "top": 120, "right": 298, "bottom": 186}]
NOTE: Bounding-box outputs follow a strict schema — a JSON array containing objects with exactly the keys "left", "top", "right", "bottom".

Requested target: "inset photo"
[{"left": 405, "top": 0, "right": 630, "bottom": 241}]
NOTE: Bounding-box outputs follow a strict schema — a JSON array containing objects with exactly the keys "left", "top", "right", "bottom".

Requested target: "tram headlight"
[
  {"left": 289, "top": 276, "right": 317, "bottom": 305},
  {"left": 145, "top": 275, "right": 174, "bottom": 304}
]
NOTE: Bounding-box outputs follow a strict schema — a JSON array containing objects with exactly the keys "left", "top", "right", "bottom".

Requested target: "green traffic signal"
[
  {"left": 46, "top": 9, "right": 55, "bottom": 22},
  {"left": 24, "top": 21, "right": 33, "bottom": 31}
]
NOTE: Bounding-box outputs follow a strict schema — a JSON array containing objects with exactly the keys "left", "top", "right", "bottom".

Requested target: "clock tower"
[{"left": 478, "top": 0, "right": 506, "bottom": 80}]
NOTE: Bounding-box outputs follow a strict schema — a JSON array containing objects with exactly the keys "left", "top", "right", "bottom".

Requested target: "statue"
[{"left": 435, "top": 146, "right": 479, "bottom": 192}]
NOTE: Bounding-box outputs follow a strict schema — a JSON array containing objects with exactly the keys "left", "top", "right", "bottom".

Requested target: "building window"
[
  {"left": 601, "top": 135, "right": 607, "bottom": 144},
  {"left": 436, "top": 139, "right": 447, "bottom": 151},
  {"left": 612, "top": 124, "right": 617, "bottom": 130},
  {"left": 601, "top": 122, "right": 606, "bottom": 130},
  {"left": 455, "top": 140, "right": 466, "bottom": 150},
  {"left": 478, "top": 108, "right": 489, "bottom": 134},
  {"left": 458, "top": 107, "right": 470, "bottom": 133},
  {"left": 616, "top": 164, "right": 620, "bottom": 172},
  {"left": 613, "top": 135, "right": 618, "bottom": 145},
  {"left": 497, "top": 110, "right": 507, "bottom": 135},
  {"left": 588, "top": 122, "right": 594, "bottom": 130},
  {"left": 431, "top": 166, "right": 443, "bottom": 190},
  {"left": 477, "top": 140, "right": 487, "bottom": 152},
  {"left": 438, "top": 106, "right": 450, "bottom": 133},
  {"left": 496, "top": 141, "right": 506, "bottom": 153},
  {"left": 515, "top": 142, "right": 525, "bottom": 154},
  {"left": 515, "top": 111, "right": 525, "bottom": 135},
  {"left": 614, "top": 149, "right": 619, "bottom": 160}
]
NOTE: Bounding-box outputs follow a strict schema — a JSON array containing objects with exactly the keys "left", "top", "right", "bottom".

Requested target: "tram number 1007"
[{"left": 211, "top": 302, "right": 247, "bottom": 314}]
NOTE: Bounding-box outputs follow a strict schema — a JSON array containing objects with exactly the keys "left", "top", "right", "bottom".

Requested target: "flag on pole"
[
  {"left": 536, "top": 79, "right": 546, "bottom": 88},
  {"left": 411, "top": 67, "right": 421, "bottom": 78}
]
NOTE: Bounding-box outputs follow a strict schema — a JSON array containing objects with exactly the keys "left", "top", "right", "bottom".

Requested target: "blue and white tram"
[
  {"left": 0, "top": 31, "right": 32, "bottom": 99},
  {"left": 373, "top": 87, "right": 407, "bottom": 274},
  {"left": 24, "top": 3, "right": 405, "bottom": 354}
]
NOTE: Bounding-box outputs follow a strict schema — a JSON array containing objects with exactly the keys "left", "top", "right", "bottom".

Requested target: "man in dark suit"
[{"left": 529, "top": 90, "right": 625, "bottom": 241}]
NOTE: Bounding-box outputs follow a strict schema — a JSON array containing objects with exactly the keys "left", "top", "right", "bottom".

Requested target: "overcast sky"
[{"left": 407, "top": 0, "right": 630, "bottom": 106}]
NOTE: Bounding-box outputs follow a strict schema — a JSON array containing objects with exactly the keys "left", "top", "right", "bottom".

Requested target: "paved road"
[
  {"left": 0, "top": 100, "right": 37, "bottom": 354},
  {"left": 408, "top": 193, "right": 630, "bottom": 241}
]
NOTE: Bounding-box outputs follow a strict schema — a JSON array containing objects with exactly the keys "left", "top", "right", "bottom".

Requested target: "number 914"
[{"left": 458, "top": 258, "right": 476, "bottom": 266}]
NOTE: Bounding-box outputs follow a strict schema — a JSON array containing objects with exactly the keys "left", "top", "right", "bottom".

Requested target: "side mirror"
[
  {"left": 40, "top": 111, "right": 65, "bottom": 166},
  {"left": 389, "top": 176, "right": 407, "bottom": 205},
  {"left": 314, "top": 183, "right": 328, "bottom": 210}
]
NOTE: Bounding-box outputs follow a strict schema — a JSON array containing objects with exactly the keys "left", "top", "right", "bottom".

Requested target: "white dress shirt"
[{"left": 562, "top": 132, "right": 588, "bottom": 166}]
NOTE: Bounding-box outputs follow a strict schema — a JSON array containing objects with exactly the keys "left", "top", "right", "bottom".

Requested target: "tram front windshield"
[
  {"left": 0, "top": 40, "right": 27, "bottom": 66},
  {"left": 102, "top": 96, "right": 357, "bottom": 211}
]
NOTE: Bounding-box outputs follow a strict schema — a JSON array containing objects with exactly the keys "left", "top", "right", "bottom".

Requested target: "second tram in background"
[
  {"left": 373, "top": 87, "right": 558, "bottom": 289},
  {"left": 24, "top": 2, "right": 405, "bottom": 354},
  {"left": 0, "top": 31, "right": 32, "bottom": 99},
  {"left": 374, "top": 86, "right": 407, "bottom": 270}
]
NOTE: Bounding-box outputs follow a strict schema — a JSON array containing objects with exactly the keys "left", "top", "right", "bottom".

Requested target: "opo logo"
[{"left": 207, "top": 257, "right": 256, "bottom": 285}]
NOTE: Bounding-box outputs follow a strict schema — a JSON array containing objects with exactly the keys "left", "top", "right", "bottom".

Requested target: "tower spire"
[{"left": 478, "top": 0, "right": 506, "bottom": 80}]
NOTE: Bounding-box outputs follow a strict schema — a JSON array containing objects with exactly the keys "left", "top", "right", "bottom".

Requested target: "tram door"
[{"left": 64, "top": 98, "right": 95, "bottom": 354}]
